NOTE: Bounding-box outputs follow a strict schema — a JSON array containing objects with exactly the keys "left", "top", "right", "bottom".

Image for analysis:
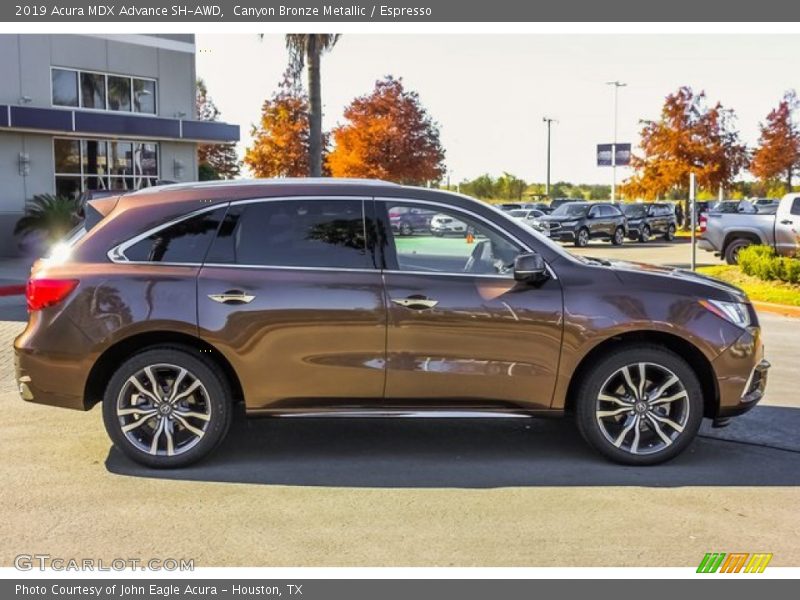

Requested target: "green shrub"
[{"left": 738, "top": 245, "right": 800, "bottom": 284}]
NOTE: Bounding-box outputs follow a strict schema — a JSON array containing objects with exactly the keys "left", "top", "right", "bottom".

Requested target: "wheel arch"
[
  {"left": 722, "top": 230, "right": 763, "bottom": 253},
  {"left": 562, "top": 331, "right": 719, "bottom": 419},
  {"left": 84, "top": 331, "right": 244, "bottom": 410}
]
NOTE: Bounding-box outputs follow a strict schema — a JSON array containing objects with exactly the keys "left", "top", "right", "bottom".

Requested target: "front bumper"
[
  {"left": 536, "top": 224, "right": 578, "bottom": 241},
  {"left": 712, "top": 325, "right": 769, "bottom": 418}
]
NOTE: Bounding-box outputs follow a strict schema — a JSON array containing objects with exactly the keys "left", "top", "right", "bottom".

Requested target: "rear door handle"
[
  {"left": 780, "top": 219, "right": 793, "bottom": 225},
  {"left": 208, "top": 290, "right": 255, "bottom": 304},
  {"left": 391, "top": 295, "right": 439, "bottom": 310}
]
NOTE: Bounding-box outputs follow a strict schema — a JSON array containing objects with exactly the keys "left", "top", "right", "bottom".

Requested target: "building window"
[
  {"left": 54, "top": 137, "right": 160, "bottom": 198},
  {"left": 51, "top": 67, "right": 157, "bottom": 115}
]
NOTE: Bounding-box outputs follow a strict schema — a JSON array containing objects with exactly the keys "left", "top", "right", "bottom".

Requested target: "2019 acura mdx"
[{"left": 15, "top": 179, "right": 768, "bottom": 468}]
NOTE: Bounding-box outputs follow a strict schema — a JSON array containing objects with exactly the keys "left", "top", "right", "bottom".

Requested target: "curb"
[
  {"left": 752, "top": 300, "right": 800, "bottom": 319},
  {"left": 0, "top": 284, "right": 25, "bottom": 297}
]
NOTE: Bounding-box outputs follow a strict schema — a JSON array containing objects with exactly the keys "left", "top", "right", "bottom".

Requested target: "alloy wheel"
[
  {"left": 115, "top": 363, "right": 211, "bottom": 457},
  {"left": 595, "top": 362, "right": 690, "bottom": 456}
]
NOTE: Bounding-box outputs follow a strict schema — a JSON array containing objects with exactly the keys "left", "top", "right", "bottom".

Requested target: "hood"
[
  {"left": 598, "top": 258, "right": 748, "bottom": 302},
  {"left": 537, "top": 213, "right": 584, "bottom": 223}
]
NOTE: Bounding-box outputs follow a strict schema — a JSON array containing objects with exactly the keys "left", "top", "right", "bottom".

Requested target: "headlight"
[
  {"left": 560, "top": 220, "right": 579, "bottom": 226},
  {"left": 700, "top": 299, "right": 751, "bottom": 328}
]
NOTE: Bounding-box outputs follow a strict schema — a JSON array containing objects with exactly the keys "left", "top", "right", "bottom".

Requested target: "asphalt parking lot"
[{"left": 1, "top": 242, "right": 799, "bottom": 567}]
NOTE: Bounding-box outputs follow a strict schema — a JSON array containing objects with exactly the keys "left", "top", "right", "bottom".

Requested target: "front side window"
[
  {"left": 791, "top": 198, "right": 800, "bottom": 216},
  {"left": 124, "top": 208, "right": 226, "bottom": 263},
  {"left": 383, "top": 202, "right": 522, "bottom": 277},
  {"left": 206, "top": 199, "right": 371, "bottom": 269}
]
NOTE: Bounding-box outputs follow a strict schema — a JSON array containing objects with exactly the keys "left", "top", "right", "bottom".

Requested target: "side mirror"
[{"left": 514, "top": 252, "right": 549, "bottom": 283}]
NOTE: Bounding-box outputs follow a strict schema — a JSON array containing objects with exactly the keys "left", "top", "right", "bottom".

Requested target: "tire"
[
  {"left": 399, "top": 221, "right": 413, "bottom": 236},
  {"left": 724, "top": 238, "right": 752, "bottom": 265},
  {"left": 574, "top": 345, "right": 703, "bottom": 466},
  {"left": 638, "top": 225, "right": 651, "bottom": 243},
  {"left": 611, "top": 227, "right": 625, "bottom": 246},
  {"left": 102, "top": 346, "right": 233, "bottom": 468},
  {"left": 574, "top": 227, "right": 590, "bottom": 247},
  {"left": 664, "top": 224, "right": 676, "bottom": 242}
]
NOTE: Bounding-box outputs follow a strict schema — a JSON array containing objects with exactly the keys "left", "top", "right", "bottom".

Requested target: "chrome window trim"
[
  {"left": 107, "top": 195, "right": 374, "bottom": 267},
  {"left": 375, "top": 196, "right": 558, "bottom": 280},
  {"left": 202, "top": 263, "right": 379, "bottom": 274}
]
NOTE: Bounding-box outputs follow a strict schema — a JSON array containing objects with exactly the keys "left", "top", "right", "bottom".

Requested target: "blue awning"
[{"left": 0, "top": 105, "right": 239, "bottom": 143}]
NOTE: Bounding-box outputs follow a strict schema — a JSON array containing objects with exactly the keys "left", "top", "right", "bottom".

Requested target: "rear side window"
[
  {"left": 123, "top": 207, "right": 226, "bottom": 263},
  {"left": 792, "top": 198, "right": 800, "bottom": 216},
  {"left": 206, "top": 199, "right": 371, "bottom": 269}
]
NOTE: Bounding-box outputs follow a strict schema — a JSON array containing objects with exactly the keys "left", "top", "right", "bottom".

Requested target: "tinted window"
[
  {"left": 52, "top": 69, "right": 78, "bottom": 107},
  {"left": 206, "top": 199, "right": 370, "bottom": 269},
  {"left": 385, "top": 202, "right": 522, "bottom": 277},
  {"left": 124, "top": 207, "right": 225, "bottom": 263},
  {"left": 792, "top": 198, "right": 800, "bottom": 216}
]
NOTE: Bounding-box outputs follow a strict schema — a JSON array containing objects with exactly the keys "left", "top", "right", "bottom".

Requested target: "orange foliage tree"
[
  {"left": 245, "top": 73, "right": 327, "bottom": 177},
  {"left": 621, "top": 87, "right": 748, "bottom": 202},
  {"left": 750, "top": 91, "right": 800, "bottom": 193},
  {"left": 328, "top": 76, "right": 446, "bottom": 184}
]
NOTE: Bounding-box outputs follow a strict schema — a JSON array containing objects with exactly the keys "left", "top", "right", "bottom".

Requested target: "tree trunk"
[
  {"left": 307, "top": 38, "right": 323, "bottom": 177},
  {"left": 788, "top": 169, "right": 793, "bottom": 193}
]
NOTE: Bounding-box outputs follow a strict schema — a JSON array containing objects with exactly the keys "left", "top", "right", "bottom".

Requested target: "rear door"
[
  {"left": 197, "top": 197, "right": 386, "bottom": 411},
  {"left": 775, "top": 196, "right": 800, "bottom": 256}
]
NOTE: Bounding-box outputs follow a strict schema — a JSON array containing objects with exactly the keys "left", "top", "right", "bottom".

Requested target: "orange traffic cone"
[{"left": 466, "top": 232, "right": 474, "bottom": 244}]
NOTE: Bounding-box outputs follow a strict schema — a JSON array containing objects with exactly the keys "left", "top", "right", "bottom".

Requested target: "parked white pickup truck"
[{"left": 698, "top": 193, "right": 800, "bottom": 264}]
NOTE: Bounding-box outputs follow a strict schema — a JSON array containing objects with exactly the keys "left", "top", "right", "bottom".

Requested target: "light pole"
[
  {"left": 606, "top": 80, "right": 627, "bottom": 201},
  {"left": 542, "top": 116, "right": 557, "bottom": 197}
]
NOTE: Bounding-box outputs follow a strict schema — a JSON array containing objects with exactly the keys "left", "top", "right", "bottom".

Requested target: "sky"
[{"left": 196, "top": 34, "right": 800, "bottom": 185}]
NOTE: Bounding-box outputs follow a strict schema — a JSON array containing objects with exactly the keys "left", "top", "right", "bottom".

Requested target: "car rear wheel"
[
  {"left": 574, "top": 227, "right": 590, "bottom": 247},
  {"left": 611, "top": 227, "right": 625, "bottom": 246},
  {"left": 724, "top": 238, "right": 752, "bottom": 265},
  {"left": 102, "top": 347, "right": 232, "bottom": 468},
  {"left": 638, "top": 225, "right": 651, "bottom": 243},
  {"left": 665, "top": 224, "right": 676, "bottom": 241},
  {"left": 574, "top": 346, "right": 703, "bottom": 465}
]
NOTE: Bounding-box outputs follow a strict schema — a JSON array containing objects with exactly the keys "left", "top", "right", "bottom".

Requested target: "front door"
[
  {"left": 377, "top": 199, "right": 563, "bottom": 411},
  {"left": 197, "top": 197, "right": 386, "bottom": 412}
]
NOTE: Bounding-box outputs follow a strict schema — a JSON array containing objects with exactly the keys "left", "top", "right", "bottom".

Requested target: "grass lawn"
[{"left": 697, "top": 265, "right": 800, "bottom": 307}]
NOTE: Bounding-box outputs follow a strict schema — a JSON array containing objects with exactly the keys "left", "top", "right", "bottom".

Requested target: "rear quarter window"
[{"left": 123, "top": 207, "right": 226, "bottom": 263}]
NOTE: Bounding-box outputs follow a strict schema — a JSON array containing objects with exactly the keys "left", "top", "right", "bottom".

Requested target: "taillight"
[
  {"left": 698, "top": 214, "right": 707, "bottom": 234},
  {"left": 26, "top": 278, "right": 79, "bottom": 311}
]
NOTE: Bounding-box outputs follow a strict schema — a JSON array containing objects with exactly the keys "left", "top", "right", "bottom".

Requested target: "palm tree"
[
  {"left": 285, "top": 34, "right": 340, "bottom": 177},
  {"left": 14, "top": 194, "right": 82, "bottom": 244}
]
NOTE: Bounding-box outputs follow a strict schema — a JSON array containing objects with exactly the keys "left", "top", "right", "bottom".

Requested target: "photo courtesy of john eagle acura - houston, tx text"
[{"left": 14, "top": 178, "right": 769, "bottom": 468}]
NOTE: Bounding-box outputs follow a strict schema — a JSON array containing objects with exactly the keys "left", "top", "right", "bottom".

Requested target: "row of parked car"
[
  {"left": 500, "top": 199, "right": 678, "bottom": 247},
  {"left": 390, "top": 198, "right": 680, "bottom": 248}
]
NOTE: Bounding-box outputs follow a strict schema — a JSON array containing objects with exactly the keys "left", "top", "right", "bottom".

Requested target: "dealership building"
[{"left": 0, "top": 34, "right": 239, "bottom": 255}]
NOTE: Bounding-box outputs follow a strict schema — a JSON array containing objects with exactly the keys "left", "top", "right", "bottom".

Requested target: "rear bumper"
[
  {"left": 697, "top": 238, "right": 716, "bottom": 252},
  {"left": 14, "top": 326, "right": 91, "bottom": 411}
]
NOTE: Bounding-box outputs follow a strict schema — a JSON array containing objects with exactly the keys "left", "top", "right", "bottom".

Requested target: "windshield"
[
  {"left": 551, "top": 203, "right": 589, "bottom": 217},
  {"left": 622, "top": 204, "right": 648, "bottom": 218}
]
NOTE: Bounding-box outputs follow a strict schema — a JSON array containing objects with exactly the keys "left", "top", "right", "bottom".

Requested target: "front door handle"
[
  {"left": 391, "top": 295, "right": 439, "bottom": 310},
  {"left": 208, "top": 290, "right": 255, "bottom": 304},
  {"left": 780, "top": 219, "right": 794, "bottom": 225}
]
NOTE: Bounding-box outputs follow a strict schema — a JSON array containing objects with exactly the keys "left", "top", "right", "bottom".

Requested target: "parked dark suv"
[
  {"left": 621, "top": 203, "right": 678, "bottom": 242},
  {"left": 389, "top": 206, "right": 434, "bottom": 235},
  {"left": 15, "top": 179, "right": 768, "bottom": 468},
  {"left": 532, "top": 202, "right": 627, "bottom": 247}
]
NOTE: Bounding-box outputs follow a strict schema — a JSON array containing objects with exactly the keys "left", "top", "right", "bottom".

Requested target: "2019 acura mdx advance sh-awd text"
[{"left": 15, "top": 179, "right": 768, "bottom": 468}]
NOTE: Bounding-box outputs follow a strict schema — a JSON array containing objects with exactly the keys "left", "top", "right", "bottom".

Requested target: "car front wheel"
[
  {"left": 638, "top": 225, "right": 651, "bottom": 243},
  {"left": 574, "top": 345, "right": 703, "bottom": 465},
  {"left": 665, "top": 224, "right": 676, "bottom": 241},
  {"left": 102, "top": 347, "right": 232, "bottom": 468},
  {"left": 574, "top": 227, "right": 590, "bottom": 247}
]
